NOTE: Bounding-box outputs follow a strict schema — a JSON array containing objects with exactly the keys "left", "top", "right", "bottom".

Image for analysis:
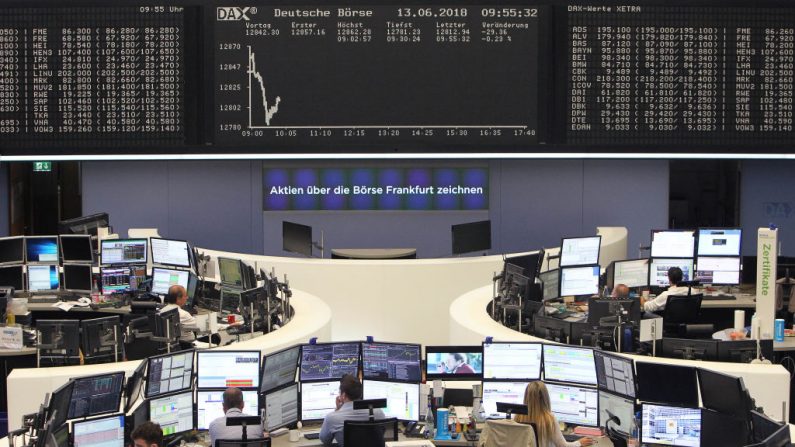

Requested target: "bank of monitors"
[
  {"left": 151, "top": 267, "right": 191, "bottom": 296},
  {"left": 695, "top": 257, "right": 741, "bottom": 285},
  {"left": 0, "top": 236, "right": 25, "bottom": 264},
  {"left": 300, "top": 380, "right": 339, "bottom": 421},
  {"left": 482, "top": 342, "right": 542, "bottom": 381},
  {"left": 546, "top": 383, "right": 599, "bottom": 427},
  {"left": 283, "top": 221, "right": 313, "bottom": 257},
  {"left": 661, "top": 338, "right": 718, "bottom": 361},
  {"left": 146, "top": 350, "right": 195, "bottom": 398},
  {"left": 26, "top": 236, "right": 59, "bottom": 263},
  {"left": 425, "top": 345, "right": 483, "bottom": 381},
  {"left": 481, "top": 381, "right": 529, "bottom": 419},
  {"left": 560, "top": 236, "right": 601, "bottom": 267},
  {"left": 149, "top": 391, "right": 194, "bottom": 436},
  {"left": 261, "top": 346, "right": 300, "bottom": 393},
  {"left": 60, "top": 235, "right": 93, "bottom": 263},
  {"left": 542, "top": 345, "right": 597, "bottom": 386},
  {"left": 560, "top": 266, "right": 600, "bottom": 297},
  {"left": 300, "top": 342, "right": 361, "bottom": 382},
  {"left": 197, "top": 351, "right": 261, "bottom": 389},
  {"left": 636, "top": 362, "right": 698, "bottom": 407},
  {"left": 650, "top": 230, "right": 695, "bottom": 259},
  {"left": 608, "top": 259, "right": 649, "bottom": 289},
  {"left": 539, "top": 269, "right": 560, "bottom": 300},
  {"left": 197, "top": 390, "right": 259, "bottom": 430},
  {"left": 0, "top": 265, "right": 24, "bottom": 291},
  {"left": 593, "top": 351, "right": 635, "bottom": 399},
  {"left": 264, "top": 383, "right": 299, "bottom": 431},
  {"left": 218, "top": 257, "right": 246, "bottom": 289},
  {"left": 100, "top": 239, "right": 147, "bottom": 265},
  {"left": 63, "top": 264, "right": 93, "bottom": 293},
  {"left": 649, "top": 259, "right": 694, "bottom": 287},
  {"left": 599, "top": 391, "right": 635, "bottom": 434},
  {"left": 73, "top": 414, "right": 125, "bottom": 447},
  {"left": 150, "top": 238, "right": 191, "bottom": 268},
  {"left": 68, "top": 372, "right": 125, "bottom": 419},
  {"left": 451, "top": 220, "right": 491, "bottom": 255},
  {"left": 362, "top": 342, "right": 421, "bottom": 382},
  {"left": 362, "top": 380, "right": 420, "bottom": 421},
  {"left": 28, "top": 264, "right": 59, "bottom": 292},
  {"left": 697, "top": 228, "right": 742, "bottom": 257},
  {"left": 641, "top": 403, "right": 701, "bottom": 447}
]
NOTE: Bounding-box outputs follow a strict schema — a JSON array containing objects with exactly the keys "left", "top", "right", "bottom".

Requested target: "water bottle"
[
  {"left": 425, "top": 396, "right": 435, "bottom": 439},
  {"left": 629, "top": 411, "right": 641, "bottom": 447}
]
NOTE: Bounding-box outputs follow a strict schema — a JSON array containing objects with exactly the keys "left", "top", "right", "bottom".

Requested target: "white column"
[{"left": 755, "top": 227, "right": 778, "bottom": 339}]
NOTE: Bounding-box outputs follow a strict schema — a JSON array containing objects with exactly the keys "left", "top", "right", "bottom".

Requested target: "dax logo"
[
  {"left": 217, "top": 7, "right": 254, "bottom": 21},
  {"left": 764, "top": 202, "right": 793, "bottom": 219}
]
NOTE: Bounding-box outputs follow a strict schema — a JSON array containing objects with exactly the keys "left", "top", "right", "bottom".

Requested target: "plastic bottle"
[
  {"left": 629, "top": 411, "right": 641, "bottom": 447},
  {"left": 425, "top": 395, "right": 435, "bottom": 439}
]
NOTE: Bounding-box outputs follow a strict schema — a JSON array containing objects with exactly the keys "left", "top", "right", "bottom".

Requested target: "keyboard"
[
  {"left": 563, "top": 434, "right": 580, "bottom": 442},
  {"left": 304, "top": 432, "right": 320, "bottom": 440},
  {"left": 703, "top": 294, "right": 736, "bottom": 301},
  {"left": 28, "top": 295, "right": 61, "bottom": 304}
]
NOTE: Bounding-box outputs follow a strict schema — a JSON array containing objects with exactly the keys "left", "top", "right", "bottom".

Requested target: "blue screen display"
[{"left": 26, "top": 237, "right": 59, "bottom": 263}]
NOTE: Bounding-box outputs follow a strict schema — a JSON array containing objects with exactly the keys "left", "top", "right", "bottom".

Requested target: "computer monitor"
[
  {"left": 451, "top": 220, "right": 491, "bottom": 255},
  {"left": 640, "top": 403, "right": 701, "bottom": 447},
  {"left": 58, "top": 213, "right": 109, "bottom": 237},
  {"left": 100, "top": 267, "right": 132, "bottom": 295},
  {"left": 149, "top": 390, "right": 195, "bottom": 436},
  {"left": 150, "top": 238, "right": 191, "bottom": 268},
  {"left": 661, "top": 338, "right": 718, "bottom": 361},
  {"left": 68, "top": 372, "right": 125, "bottom": 419},
  {"left": 261, "top": 345, "right": 300, "bottom": 393},
  {"left": 560, "top": 236, "right": 601, "bottom": 267},
  {"left": 570, "top": 323, "right": 617, "bottom": 351},
  {"left": 300, "top": 342, "right": 361, "bottom": 382},
  {"left": 197, "top": 350, "right": 261, "bottom": 389},
  {"left": 539, "top": 269, "right": 560, "bottom": 300},
  {"left": 698, "top": 228, "right": 742, "bottom": 257},
  {"left": 81, "top": 316, "right": 121, "bottom": 360},
  {"left": 599, "top": 391, "right": 634, "bottom": 434},
  {"left": 48, "top": 381, "right": 74, "bottom": 429},
  {"left": 482, "top": 342, "right": 542, "bottom": 381},
  {"left": 593, "top": 351, "right": 635, "bottom": 399},
  {"left": 60, "top": 235, "right": 93, "bottom": 263},
  {"left": 27, "top": 264, "right": 59, "bottom": 292},
  {"left": 362, "top": 380, "right": 420, "bottom": 421},
  {"left": 650, "top": 230, "right": 696, "bottom": 258},
  {"left": 26, "top": 236, "right": 59, "bottom": 263},
  {"left": 100, "top": 239, "right": 147, "bottom": 265},
  {"left": 362, "top": 342, "right": 421, "bottom": 382},
  {"left": 145, "top": 350, "right": 195, "bottom": 398},
  {"left": 649, "top": 258, "right": 694, "bottom": 287},
  {"left": 695, "top": 256, "right": 741, "bottom": 285},
  {"left": 46, "top": 422, "right": 70, "bottom": 447},
  {"left": 609, "top": 259, "right": 649, "bottom": 289},
  {"left": 124, "top": 360, "right": 147, "bottom": 413},
  {"left": 0, "top": 264, "right": 24, "bottom": 290},
  {"left": 37, "top": 319, "right": 80, "bottom": 358},
  {"left": 218, "top": 257, "right": 246, "bottom": 288},
  {"left": 283, "top": 221, "right": 313, "bottom": 257},
  {"left": 587, "top": 298, "right": 641, "bottom": 326},
  {"left": 73, "top": 414, "right": 125, "bottom": 447},
  {"left": 151, "top": 267, "right": 190, "bottom": 296},
  {"left": 701, "top": 409, "right": 749, "bottom": 447},
  {"left": 560, "top": 266, "right": 600, "bottom": 297},
  {"left": 264, "top": 383, "right": 299, "bottom": 431},
  {"left": 300, "top": 380, "right": 338, "bottom": 421},
  {"left": 717, "top": 340, "right": 774, "bottom": 363},
  {"left": 533, "top": 315, "right": 572, "bottom": 344},
  {"left": 751, "top": 411, "right": 789, "bottom": 445},
  {"left": 196, "top": 389, "right": 260, "bottom": 430},
  {"left": 505, "top": 252, "right": 544, "bottom": 283},
  {"left": 696, "top": 368, "right": 752, "bottom": 421},
  {"left": 542, "top": 345, "right": 597, "bottom": 386},
  {"left": 481, "top": 381, "right": 529, "bottom": 419},
  {"left": 63, "top": 264, "right": 92, "bottom": 293},
  {"left": 0, "top": 236, "right": 25, "bottom": 264},
  {"left": 636, "top": 362, "right": 698, "bottom": 407},
  {"left": 220, "top": 288, "right": 241, "bottom": 315},
  {"left": 425, "top": 346, "right": 483, "bottom": 381},
  {"left": 546, "top": 382, "right": 599, "bottom": 427}
]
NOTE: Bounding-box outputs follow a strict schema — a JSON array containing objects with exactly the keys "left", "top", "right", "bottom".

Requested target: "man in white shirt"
[
  {"left": 208, "top": 387, "right": 265, "bottom": 446},
  {"left": 159, "top": 285, "right": 200, "bottom": 343},
  {"left": 641, "top": 267, "right": 691, "bottom": 313}
]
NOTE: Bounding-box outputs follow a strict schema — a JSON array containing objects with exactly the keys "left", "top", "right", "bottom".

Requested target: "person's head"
[
  {"left": 516, "top": 382, "right": 556, "bottom": 446},
  {"left": 338, "top": 374, "right": 362, "bottom": 403},
  {"left": 612, "top": 283, "right": 630, "bottom": 298},
  {"left": 667, "top": 267, "right": 684, "bottom": 287},
  {"left": 222, "top": 387, "right": 245, "bottom": 412},
  {"left": 165, "top": 285, "right": 187, "bottom": 306},
  {"left": 444, "top": 353, "right": 468, "bottom": 370},
  {"left": 131, "top": 422, "right": 163, "bottom": 447}
]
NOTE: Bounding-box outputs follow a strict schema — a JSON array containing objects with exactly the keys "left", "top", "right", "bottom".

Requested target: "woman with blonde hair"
[{"left": 515, "top": 382, "right": 593, "bottom": 447}]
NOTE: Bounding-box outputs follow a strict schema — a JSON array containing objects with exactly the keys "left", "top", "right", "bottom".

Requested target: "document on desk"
[{"left": 0, "top": 325, "right": 23, "bottom": 349}]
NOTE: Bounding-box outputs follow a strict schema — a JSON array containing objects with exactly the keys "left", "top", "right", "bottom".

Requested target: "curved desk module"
[
  {"left": 450, "top": 284, "right": 791, "bottom": 422},
  {"left": 6, "top": 289, "right": 331, "bottom": 431}
]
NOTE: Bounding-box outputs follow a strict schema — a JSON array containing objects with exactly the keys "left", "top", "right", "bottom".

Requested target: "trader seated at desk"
[
  {"left": 209, "top": 387, "right": 266, "bottom": 446},
  {"left": 160, "top": 285, "right": 201, "bottom": 347},
  {"left": 319, "top": 374, "right": 386, "bottom": 447},
  {"left": 641, "top": 267, "right": 691, "bottom": 314},
  {"left": 611, "top": 283, "right": 630, "bottom": 299}
]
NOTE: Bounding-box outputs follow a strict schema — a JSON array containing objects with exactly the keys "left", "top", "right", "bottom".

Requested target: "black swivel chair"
[
  {"left": 215, "top": 439, "right": 271, "bottom": 447},
  {"left": 662, "top": 294, "right": 713, "bottom": 338},
  {"left": 343, "top": 418, "right": 399, "bottom": 447}
]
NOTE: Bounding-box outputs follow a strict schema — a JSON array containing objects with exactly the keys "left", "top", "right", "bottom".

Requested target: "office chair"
[
  {"left": 662, "top": 294, "right": 713, "bottom": 338},
  {"left": 215, "top": 438, "right": 271, "bottom": 447},
  {"left": 480, "top": 419, "right": 537, "bottom": 447},
  {"left": 343, "top": 418, "right": 398, "bottom": 447}
]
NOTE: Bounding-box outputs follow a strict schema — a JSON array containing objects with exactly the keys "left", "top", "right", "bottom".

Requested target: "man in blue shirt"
[
  {"left": 319, "top": 374, "right": 386, "bottom": 447},
  {"left": 208, "top": 388, "right": 265, "bottom": 446}
]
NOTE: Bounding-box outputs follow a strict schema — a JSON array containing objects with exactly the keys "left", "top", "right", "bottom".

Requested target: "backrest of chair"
[
  {"left": 483, "top": 419, "right": 537, "bottom": 447},
  {"left": 343, "top": 418, "right": 398, "bottom": 447},
  {"left": 215, "top": 438, "right": 271, "bottom": 447},
  {"left": 664, "top": 294, "right": 703, "bottom": 324}
]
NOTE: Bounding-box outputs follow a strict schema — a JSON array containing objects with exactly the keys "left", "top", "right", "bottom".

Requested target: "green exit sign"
[{"left": 33, "top": 161, "right": 51, "bottom": 172}]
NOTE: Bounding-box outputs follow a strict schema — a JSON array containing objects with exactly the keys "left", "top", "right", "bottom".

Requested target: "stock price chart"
[{"left": 214, "top": 4, "right": 542, "bottom": 149}]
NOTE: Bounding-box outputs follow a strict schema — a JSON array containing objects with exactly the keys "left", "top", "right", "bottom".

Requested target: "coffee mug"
[{"left": 288, "top": 430, "right": 300, "bottom": 442}]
